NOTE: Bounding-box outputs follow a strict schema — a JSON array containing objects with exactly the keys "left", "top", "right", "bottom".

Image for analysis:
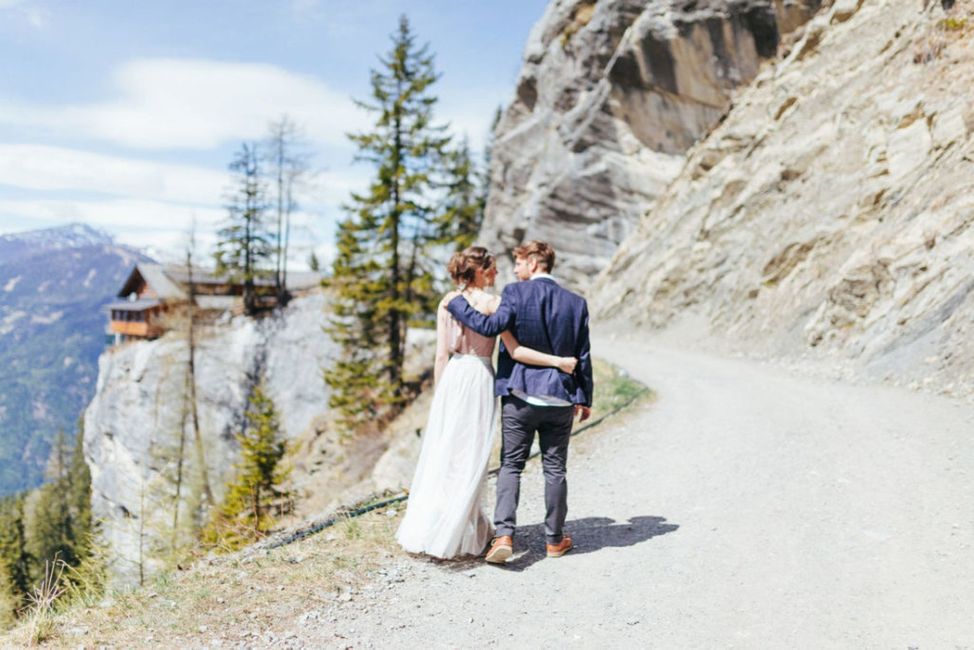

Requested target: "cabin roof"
[
  {"left": 117, "top": 264, "right": 187, "bottom": 300},
  {"left": 116, "top": 263, "right": 321, "bottom": 300},
  {"left": 106, "top": 298, "right": 161, "bottom": 312},
  {"left": 194, "top": 295, "right": 237, "bottom": 310}
]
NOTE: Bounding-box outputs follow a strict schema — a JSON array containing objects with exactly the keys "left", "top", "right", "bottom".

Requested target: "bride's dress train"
[{"left": 396, "top": 309, "right": 497, "bottom": 558}]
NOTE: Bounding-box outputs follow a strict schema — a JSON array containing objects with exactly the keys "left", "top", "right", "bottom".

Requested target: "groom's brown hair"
[{"left": 513, "top": 240, "right": 555, "bottom": 272}]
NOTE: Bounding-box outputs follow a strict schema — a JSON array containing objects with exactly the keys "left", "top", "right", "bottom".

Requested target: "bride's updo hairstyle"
[{"left": 447, "top": 246, "right": 495, "bottom": 287}]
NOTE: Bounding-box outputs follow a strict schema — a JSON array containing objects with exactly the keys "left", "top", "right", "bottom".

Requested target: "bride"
[{"left": 396, "top": 246, "right": 577, "bottom": 559}]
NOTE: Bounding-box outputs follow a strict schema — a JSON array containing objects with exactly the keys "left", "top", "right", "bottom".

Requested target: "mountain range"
[{"left": 0, "top": 223, "right": 150, "bottom": 496}]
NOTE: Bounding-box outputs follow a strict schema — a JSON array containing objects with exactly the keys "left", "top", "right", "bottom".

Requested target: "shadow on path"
[{"left": 439, "top": 515, "right": 678, "bottom": 573}]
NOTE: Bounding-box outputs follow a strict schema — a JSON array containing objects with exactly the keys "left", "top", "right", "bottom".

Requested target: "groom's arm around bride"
[
  {"left": 447, "top": 241, "right": 592, "bottom": 561},
  {"left": 446, "top": 244, "right": 593, "bottom": 418}
]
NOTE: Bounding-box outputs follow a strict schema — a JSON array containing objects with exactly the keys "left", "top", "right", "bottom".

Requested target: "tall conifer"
[
  {"left": 0, "top": 495, "right": 31, "bottom": 618},
  {"left": 436, "top": 137, "right": 484, "bottom": 251},
  {"left": 325, "top": 15, "right": 451, "bottom": 424},
  {"left": 66, "top": 426, "right": 93, "bottom": 560},
  {"left": 27, "top": 432, "right": 75, "bottom": 576},
  {"left": 214, "top": 142, "right": 272, "bottom": 315}
]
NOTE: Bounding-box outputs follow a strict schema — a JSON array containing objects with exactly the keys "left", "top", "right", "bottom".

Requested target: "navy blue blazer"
[{"left": 447, "top": 278, "right": 593, "bottom": 407}]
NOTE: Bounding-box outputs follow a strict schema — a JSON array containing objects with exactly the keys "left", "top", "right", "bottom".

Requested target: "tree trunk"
[
  {"left": 275, "top": 140, "right": 285, "bottom": 306},
  {"left": 389, "top": 101, "right": 404, "bottom": 400},
  {"left": 186, "top": 253, "right": 213, "bottom": 507}
]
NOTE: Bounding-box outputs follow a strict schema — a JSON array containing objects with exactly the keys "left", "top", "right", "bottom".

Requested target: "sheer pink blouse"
[
  {"left": 436, "top": 305, "right": 495, "bottom": 358},
  {"left": 434, "top": 298, "right": 495, "bottom": 385}
]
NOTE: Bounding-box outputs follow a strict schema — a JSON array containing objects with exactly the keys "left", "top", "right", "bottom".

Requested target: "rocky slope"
[
  {"left": 479, "top": 0, "right": 822, "bottom": 287},
  {"left": 0, "top": 223, "right": 149, "bottom": 495},
  {"left": 592, "top": 0, "right": 974, "bottom": 396},
  {"left": 83, "top": 291, "right": 335, "bottom": 584}
]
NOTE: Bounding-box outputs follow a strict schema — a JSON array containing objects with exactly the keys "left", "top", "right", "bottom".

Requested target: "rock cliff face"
[
  {"left": 480, "top": 0, "right": 820, "bottom": 287},
  {"left": 84, "top": 291, "right": 334, "bottom": 583},
  {"left": 592, "top": 0, "right": 974, "bottom": 394}
]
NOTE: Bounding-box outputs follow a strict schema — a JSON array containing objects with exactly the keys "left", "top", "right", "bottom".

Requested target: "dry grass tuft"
[{"left": 18, "top": 560, "right": 67, "bottom": 646}]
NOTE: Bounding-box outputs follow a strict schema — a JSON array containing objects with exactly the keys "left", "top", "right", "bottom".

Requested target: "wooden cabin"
[{"left": 106, "top": 264, "right": 320, "bottom": 345}]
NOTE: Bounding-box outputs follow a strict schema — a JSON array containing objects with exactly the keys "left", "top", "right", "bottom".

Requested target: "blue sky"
[{"left": 0, "top": 0, "right": 548, "bottom": 263}]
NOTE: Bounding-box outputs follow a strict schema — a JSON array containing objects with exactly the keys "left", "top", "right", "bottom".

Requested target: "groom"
[{"left": 447, "top": 240, "right": 593, "bottom": 563}]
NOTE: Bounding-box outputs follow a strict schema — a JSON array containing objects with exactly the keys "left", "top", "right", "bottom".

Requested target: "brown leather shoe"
[
  {"left": 546, "top": 535, "right": 573, "bottom": 558},
  {"left": 485, "top": 535, "right": 513, "bottom": 564}
]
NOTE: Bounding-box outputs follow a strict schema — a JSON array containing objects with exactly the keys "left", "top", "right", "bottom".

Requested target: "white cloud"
[
  {"left": 0, "top": 196, "right": 337, "bottom": 269},
  {"left": 0, "top": 198, "right": 223, "bottom": 235},
  {"left": 0, "top": 142, "right": 364, "bottom": 261},
  {"left": 0, "top": 0, "right": 28, "bottom": 8},
  {"left": 0, "top": 144, "right": 227, "bottom": 205},
  {"left": 0, "top": 58, "right": 368, "bottom": 151}
]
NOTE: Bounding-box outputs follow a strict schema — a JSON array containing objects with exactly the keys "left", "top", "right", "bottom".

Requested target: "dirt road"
[{"left": 290, "top": 337, "right": 974, "bottom": 648}]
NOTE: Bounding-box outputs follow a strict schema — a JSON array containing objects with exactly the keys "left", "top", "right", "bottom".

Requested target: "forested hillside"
[{"left": 0, "top": 224, "right": 149, "bottom": 495}]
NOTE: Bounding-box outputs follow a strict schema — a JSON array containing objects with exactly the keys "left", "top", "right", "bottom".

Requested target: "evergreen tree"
[
  {"left": 325, "top": 14, "right": 451, "bottom": 424},
  {"left": 324, "top": 215, "right": 388, "bottom": 431},
  {"left": 27, "top": 432, "right": 75, "bottom": 577},
  {"left": 0, "top": 565, "right": 17, "bottom": 630},
  {"left": 214, "top": 142, "right": 272, "bottom": 315},
  {"left": 204, "top": 384, "right": 288, "bottom": 548},
  {"left": 0, "top": 495, "right": 31, "bottom": 619},
  {"left": 436, "top": 137, "right": 484, "bottom": 251},
  {"left": 67, "top": 425, "right": 93, "bottom": 561},
  {"left": 24, "top": 427, "right": 94, "bottom": 585}
]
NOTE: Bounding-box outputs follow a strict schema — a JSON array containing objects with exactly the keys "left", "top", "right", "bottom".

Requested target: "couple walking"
[{"left": 396, "top": 241, "right": 594, "bottom": 564}]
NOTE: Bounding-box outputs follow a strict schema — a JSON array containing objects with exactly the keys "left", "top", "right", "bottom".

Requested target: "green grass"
[{"left": 591, "top": 357, "right": 653, "bottom": 414}]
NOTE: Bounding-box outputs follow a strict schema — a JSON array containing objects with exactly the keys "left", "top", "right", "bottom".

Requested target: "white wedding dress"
[{"left": 396, "top": 300, "right": 497, "bottom": 558}]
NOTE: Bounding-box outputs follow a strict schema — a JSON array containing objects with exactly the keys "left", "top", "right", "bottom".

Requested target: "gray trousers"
[{"left": 495, "top": 396, "right": 574, "bottom": 544}]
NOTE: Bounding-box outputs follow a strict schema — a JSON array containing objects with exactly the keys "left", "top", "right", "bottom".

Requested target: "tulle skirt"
[{"left": 396, "top": 354, "right": 497, "bottom": 558}]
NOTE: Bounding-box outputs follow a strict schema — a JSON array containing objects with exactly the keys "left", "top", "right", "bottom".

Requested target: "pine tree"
[
  {"left": 204, "top": 384, "right": 288, "bottom": 549},
  {"left": 324, "top": 216, "right": 388, "bottom": 431},
  {"left": 214, "top": 142, "right": 272, "bottom": 315},
  {"left": 24, "top": 427, "right": 94, "bottom": 587},
  {"left": 0, "top": 565, "right": 17, "bottom": 630},
  {"left": 66, "top": 426, "right": 93, "bottom": 562},
  {"left": 436, "top": 137, "right": 484, "bottom": 251},
  {"left": 26, "top": 432, "right": 75, "bottom": 577},
  {"left": 325, "top": 14, "right": 451, "bottom": 425},
  {"left": 0, "top": 495, "right": 31, "bottom": 620}
]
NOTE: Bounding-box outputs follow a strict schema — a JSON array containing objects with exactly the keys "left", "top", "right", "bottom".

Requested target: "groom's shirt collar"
[{"left": 529, "top": 272, "right": 557, "bottom": 283}]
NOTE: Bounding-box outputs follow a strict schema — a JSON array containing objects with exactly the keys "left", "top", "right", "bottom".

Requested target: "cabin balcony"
[{"left": 108, "top": 320, "right": 165, "bottom": 339}]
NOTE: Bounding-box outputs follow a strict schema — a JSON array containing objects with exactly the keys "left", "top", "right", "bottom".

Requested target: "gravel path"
[{"left": 282, "top": 337, "right": 974, "bottom": 648}]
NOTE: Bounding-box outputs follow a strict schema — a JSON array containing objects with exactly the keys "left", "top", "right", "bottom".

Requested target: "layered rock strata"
[
  {"left": 481, "top": 0, "right": 821, "bottom": 288},
  {"left": 593, "top": 0, "right": 974, "bottom": 395}
]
